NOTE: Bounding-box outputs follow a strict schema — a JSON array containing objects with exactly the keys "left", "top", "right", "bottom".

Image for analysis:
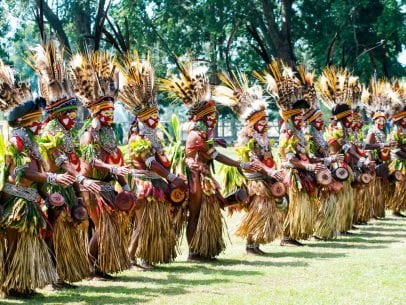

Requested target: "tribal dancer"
[
  {"left": 214, "top": 72, "right": 284, "bottom": 254},
  {"left": 388, "top": 81, "right": 406, "bottom": 217},
  {"left": 117, "top": 52, "right": 186, "bottom": 268},
  {"left": 0, "top": 61, "right": 62, "bottom": 296},
  {"left": 350, "top": 103, "right": 372, "bottom": 225},
  {"left": 70, "top": 52, "right": 131, "bottom": 278},
  {"left": 258, "top": 61, "right": 325, "bottom": 246},
  {"left": 319, "top": 67, "right": 371, "bottom": 234},
  {"left": 161, "top": 62, "right": 258, "bottom": 261},
  {"left": 301, "top": 70, "right": 343, "bottom": 240},
  {"left": 365, "top": 80, "right": 396, "bottom": 219},
  {"left": 29, "top": 42, "right": 92, "bottom": 285}
]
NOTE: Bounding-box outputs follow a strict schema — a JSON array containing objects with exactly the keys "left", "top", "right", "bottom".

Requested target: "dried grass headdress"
[
  {"left": 0, "top": 60, "right": 43, "bottom": 126},
  {"left": 159, "top": 60, "right": 214, "bottom": 120},
  {"left": 213, "top": 71, "right": 267, "bottom": 126},
  {"left": 116, "top": 51, "right": 157, "bottom": 121},
  {"left": 26, "top": 41, "right": 77, "bottom": 115},
  {"left": 70, "top": 51, "right": 119, "bottom": 116},
  {"left": 317, "top": 66, "right": 361, "bottom": 121},
  {"left": 254, "top": 59, "right": 307, "bottom": 121}
]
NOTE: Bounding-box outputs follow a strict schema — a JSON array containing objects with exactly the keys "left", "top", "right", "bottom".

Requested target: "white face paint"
[
  {"left": 63, "top": 118, "right": 70, "bottom": 126},
  {"left": 257, "top": 125, "right": 264, "bottom": 132}
]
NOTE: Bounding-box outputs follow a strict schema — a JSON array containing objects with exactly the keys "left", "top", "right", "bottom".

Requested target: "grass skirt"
[
  {"left": 283, "top": 185, "right": 314, "bottom": 240},
  {"left": 236, "top": 180, "right": 282, "bottom": 244},
  {"left": 3, "top": 232, "right": 58, "bottom": 293},
  {"left": 337, "top": 181, "right": 354, "bottom": 233},
  {"left": 353, "top": 187, "right": 372, "bottom": 224},
  {"left": 313, "top": 192, "right": 339, "bottom": 240},
  {"left": 130, "top": 197, "right": 177, "bottom": 264},
  {"left": 98, "top": 205, "right": 130, "bottom": 273},
  {"left": 388, "top": 180, "right": 406, "bottom": 211},
  {"left": 190, "top": 193, "right": 226, "bottom": 258},
  {"left": 52, "top": 212, "right": 91, "bottom": 282},
  {"left": 370, "top": 178, "right": 385, "bottom": 218}
]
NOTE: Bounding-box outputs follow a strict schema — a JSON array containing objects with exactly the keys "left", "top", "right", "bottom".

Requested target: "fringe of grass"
[
  {"left": 236, "top": 181, "right": 282, "bottom": 244},
  {"left": 190, "top": 194, "right": 226, "bottom": 258},
  {"left": 371, "top": 178, "right": 385, "bottom": 218},
  {"left": 98, "top": 207, "right": 130, "bottom": 273},
  {"left": 284, "top": 187, "right": 314, "bottom": 240},
  {"left": 53, "top": 213, "right": 92, "bottom": 282},
  {"left": 353, "top": 187, "right": 372, "bottom": 224},
  {"left": 313, "top": 192, "right": 340, "bottom": 239},
  {"left": 3, "top": 232, "right": 58, "bottom": 293},
  {"left": 337, "top": 182, "right": 354, "bottom": 233},
  {"left": 131, "top": 198, "right": 177, "bottom": 264}
]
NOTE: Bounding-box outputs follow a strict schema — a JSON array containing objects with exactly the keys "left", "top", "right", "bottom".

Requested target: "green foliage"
[{"left": 159, "top": 114, "right": 186, "bottom": 174}]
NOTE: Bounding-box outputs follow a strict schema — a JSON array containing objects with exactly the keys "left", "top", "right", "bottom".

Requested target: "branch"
[
  {"left": 246, "top": 23, "right": 271, "bottom": 65},
  {"left": 94, "top": 0, "right": 110, "bottom": 51},
  {"left": 225, "top": 20, "right": 241, "bottom": 79},
  {"left": 326, "top": 32, "right": 338, "bottom": 66},
  {"left": 37, "top": 0, "right": 71, "bottom": 52}
]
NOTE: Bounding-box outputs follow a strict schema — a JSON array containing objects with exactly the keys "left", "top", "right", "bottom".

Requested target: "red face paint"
[
  {"left": 98, "top": 107, "right": 114, "bottom": 126},
  {"left": 313, "top": 117, "right": 325, "bottom": 131},
  {"left": 59, "top": 111, "right": 77, "bottom": 130},
  {"left": 29, "top": 121, "right": 42, "bottom": 135},
  {"left": 375, "top": 117, "right": 386, "bottom": 130},
  {"left": 145, "top": 113, "right": 159, "bottom": 129},
  {"left": 254, "top": 118, "right": 268, "bottom": 134},
  {"left": 204, "top": 112, "right": 217, "bottom": 129}
]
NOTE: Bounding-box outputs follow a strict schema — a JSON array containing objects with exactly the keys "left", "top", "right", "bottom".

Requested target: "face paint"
[
  {"left": 343, "top": 114, "right": 353, "bottom": 128},
  {"left": 98, "top": 108, "right": 114, "bottom": 126},
  {"left": 293, "top": 115, "right": 303, "bottom": 130},
  {"left": 204, "top": 112, "right": 217, "bottom": 129},
  {"left": 254, "top": 118, "right": 268, "bottom": 134},
  {"left": 313, "top": 118, "right": 325, "bottom": 131},
  {"left": 59, "top": 111, "right": 77, "bottom": 130},
  {"left": 400, "top": 118, "right": 406, "bottom": 129},
  {"left": 375, "top": 117, "right": 386, "bottom": 130},
  {"left": 29, "top": 121, "right": 42, "bottom": 135},
  {"left": 145, "top": 112, "right": 159, "bottom": 129}
]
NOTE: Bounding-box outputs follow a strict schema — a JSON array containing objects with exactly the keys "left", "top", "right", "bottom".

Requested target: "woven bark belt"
[{"left": 3, "top": 183, "right": 39, "bottom": 202}]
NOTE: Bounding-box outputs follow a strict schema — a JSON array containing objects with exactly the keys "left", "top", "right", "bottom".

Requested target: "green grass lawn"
[{"left": 2, "top": 213, "right": 405, "bottom": 305}]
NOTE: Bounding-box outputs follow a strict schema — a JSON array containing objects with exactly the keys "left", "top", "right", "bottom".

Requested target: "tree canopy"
[{"left": 0, "top": 0, "right": 405, "bottom": 91}]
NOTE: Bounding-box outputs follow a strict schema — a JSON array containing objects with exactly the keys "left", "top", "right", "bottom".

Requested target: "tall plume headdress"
[
  {"left": 159, "top": 60, "right": 214, "bottom": 121},
  {"left": 317, "top": 66, "right": 360, "bottom": 121},
  {"left": 0, "top": 60, "right": 44, "bottom": 127},
  {"left": 70, "top": 51, "right": 119, "bottom": 117},
  {"left": 254, "top": 59, "right": 308, "bottom": 121},
  {"left": 213, "top": 71, "right": 268, "bottom": 126},
  {"left": 26, "top": 41, "right": 78, "bottom": 116},
  {"left": 363, "top": 78, "right": 396, "bottom": 120},
  {"left": 390, "top": 80, "right": 405, "bottom": 123},
  {"left": 116, "top": 51, "right": 157, "bottom": 122}
]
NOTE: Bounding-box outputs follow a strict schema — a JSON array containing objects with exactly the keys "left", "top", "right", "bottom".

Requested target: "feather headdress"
[
  {"left": 388, "top": 80, "right": 405, "bottom": 122},
  {"left": 70, "top": 51, "right": 118, "bottom": 115},
  {"left": 116, "top": 51, "right": 157, "bottom": 120},
  {"left": 0, "top": 60, "right": 33, "bottom": 112},
  {"left": 0, "top": 60, "right": 45, "bottom": 126},
  {"left": 254, "top": 60, "right": 302, "bottom": 111},
  {"left": 160, "top": 60, "right": 213, "bottom": 120},
  {"left": 26, "top": 41, "right": 76, "bottom": 114},
  {"left": 255, "top": 60, "right": 315, "bottom": 121},
  {"left": 213, "top": 71, "right": 267, "bottom": 124},
  {"left": 363, "top": 79, "right": 396, "bottom": 120},
  {"left": 317, "top": 66, "right": 360, "bottom": 120}
]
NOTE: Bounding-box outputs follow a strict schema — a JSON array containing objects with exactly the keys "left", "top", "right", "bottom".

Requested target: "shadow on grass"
[
  {"left": 265, "top": 250, "right": 345, "bottom": 259},
  {"left": 358, "top": 232, "right": 406, "bottom": 239}
]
